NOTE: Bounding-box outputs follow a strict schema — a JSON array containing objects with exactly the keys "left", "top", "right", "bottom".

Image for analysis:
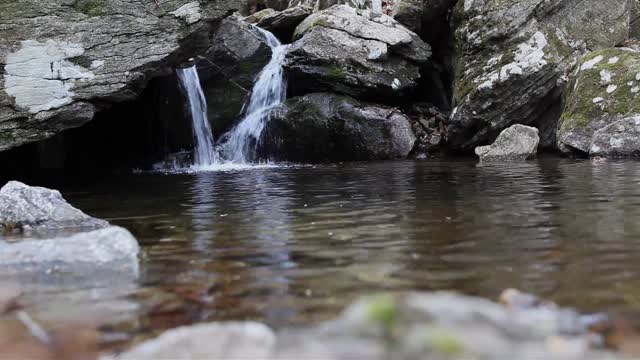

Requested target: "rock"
[
  {"left": 557, "top": 48, "right": 640, "bottom": 156},
  {"left": 632, "top": 1, "right": 640, "bottom": 39},
  {"left": 244, "top": 8, "right": 278, "bottom": 23},
  {"left": 589, "top": 115, "right": 640, "bottom": 157},
  {"left": 447, "top": 0, "right": 632, "bottom": 151},
  {"left": 115, "top": 291, "right": 620, "bottom": 360},
  {"left": 0, "top": 181, "right": 107, "bottom": 230},
  {"left": 475, "top": 124, "right": 540, "bottom": 161},
  {"left": 262, "top": 93, "right": 416, "bottom": 162},
  {"left": 391, "top": 0, "right": 455, "bottom": 40},
  {"left": 0, "top": 226, "right": 139, "bottom": 276},
  {"left": 256, "top": 5, "right": 314, "bottom": 42},
  {"left": 0, "top": 0, "right": 242, "bottom": 152},
  {"left": 285, "top": 5, "right": 430, "bottom": 100},
  {"left": 115, "top": 322, "right": 276, "bottom": 360},
  {"left": 289, "top": 0, "right": 389, "bottom": 12},
  {"left": 197, "top": 18, "right": 273, "bottom": 137}
]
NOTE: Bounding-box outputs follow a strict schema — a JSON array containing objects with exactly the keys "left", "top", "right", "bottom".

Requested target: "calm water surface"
[{"left": 6, "top": 159, "right": 640, "bottom": 348}]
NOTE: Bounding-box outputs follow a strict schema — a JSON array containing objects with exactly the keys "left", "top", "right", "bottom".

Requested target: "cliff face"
[{"left": 0, "top": 0, "right": 243, "bottom": 152}]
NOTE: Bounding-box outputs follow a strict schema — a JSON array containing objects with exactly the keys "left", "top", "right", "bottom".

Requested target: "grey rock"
[
  {"left": 115, "top": 322, "right": 276, "bottom": 360},
  {"left": 114, "top": 290, "right": 620, "bottom": 360},
  {"left": 198, "top": 18, "right": 273, "bottom": 136},
  {"left": 0, "top": 0, "right": 242, "bottom": 152},
  {"left": 290, "top": 0, "right": 387, "bottom": 12},
  {"left": 244, "top": 8, "right": 278, "bottom": 23},
  {"left": 262, "top": 93, "right": 416, "bottom": 162},
  {"left": 557, "top": 48, "right": 640, "bottom": 156},
  {"left": 632, "top": 1, "right": 640, "bottom": 39},
  {"left": 475, "top": 124, "right": 540, "bottom": 161},
  {"left": 590, "top": 115, "right": 640, "bottom": 157},
  {"left": 0, "top": 226, "right": 139, "bottom": 271},
  {"left": 447, "top": 0, "right": 632, "bottom": 151},
  {"left": 391, "top": 0, "right": 423, "bottom": 33},
  {"left": 285, "top": 5, "right": 430, "bottom": 100},
  {"left": 0, "top": 181, "right": 108, "bottom": 230},
  {"left": 257, "top": 5, "right": 314, "bottom": 41}
]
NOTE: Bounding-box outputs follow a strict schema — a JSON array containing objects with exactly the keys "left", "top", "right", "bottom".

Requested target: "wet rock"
[
  {"left": 262, "top": 93, "right": 416, "bottom": 162},
  {"left": 475, "top": 124, "right": 539, "bottom": 161},
  {"left": 0, "top": 226, "right": 140, "bottom": 277},
  {"left": 285, "top": 5, "right": 430, "bottom": 101},
  {"left": 0, "top": 181, "right": 107, "bottom": 231},
  {"left": 447, "top": 0, "right": 631, "bottom": 151},
  {"left": 115, "top": 322, "right": 276, "bottom": 359},
  {"left": 256, "top": 5, "right": 314, "bottom": 42},
  {"left": 557, "top": 48, "right": 640, "bottom": 156},
  {"left": 0, "top": 0, "right": 242, "bottom": 152},
  {"left": 116, "top": 290, "right": 620, "bottom": 360},
  {"left": 198, "top": 18, "right": 273, "bottom": 137},
  {"left": 589, "top": 115, "right": 640, "bottom": 157}
]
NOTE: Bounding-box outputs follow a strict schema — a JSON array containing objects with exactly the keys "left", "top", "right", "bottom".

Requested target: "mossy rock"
[
  {"left": 74, "top": 0, "right": 108, "bottom": 16},
  {"left": 557, "top": 47, "right": 640, "bottom": 154}
]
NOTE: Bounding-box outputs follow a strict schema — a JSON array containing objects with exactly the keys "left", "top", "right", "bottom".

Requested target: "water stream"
[
  {"left": 176, "top": 28, "right": 288, "bottom": 168},
  {"left": 176, "top": 66, "right": 218, "bottom": 166},
  {"left": 220, "top": 28, "right": 289, "bottom": 164}
]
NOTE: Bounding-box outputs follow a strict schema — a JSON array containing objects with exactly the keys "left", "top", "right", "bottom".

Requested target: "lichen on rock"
[{"left": 557, "top": 47, "right": 640, "bottom": 156}]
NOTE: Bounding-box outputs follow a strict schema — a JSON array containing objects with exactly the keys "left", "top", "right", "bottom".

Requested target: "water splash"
[
  {"left": 219, "top": 28, "right": 288, "bottom": 163},
  {"left": 176, "top": 65, "right": 218, "bottom": 166}
]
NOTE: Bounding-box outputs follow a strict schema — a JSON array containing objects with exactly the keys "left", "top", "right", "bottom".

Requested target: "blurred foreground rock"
[{"left": 112, "top": 290, "right": 620, "bottom": 360}]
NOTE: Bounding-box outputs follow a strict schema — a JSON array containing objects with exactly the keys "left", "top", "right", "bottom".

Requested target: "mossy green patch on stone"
[
  {"left": 428, "top": 328, "right": 465, "bottom": 354},
  {"left": 74, "top": 0, "right": 107, "bottom": 16},
  {"left": 367, "top": 294, "right": 397, "bottom": 332},
  {"left": 560, "top": 48, "right": 640, "bottom": 131},
  {"left": 327, "top": 65, "right": 347, "bottom": 80}
]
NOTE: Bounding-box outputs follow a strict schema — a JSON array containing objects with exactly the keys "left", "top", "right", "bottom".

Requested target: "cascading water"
[
  {"left": 219, "top": 28, "right": 288, "bottom": 163},
  {"left": 170, "top": 27, "right": 287, "bottom": 171},
  {"left": 176, "top": 65, "right": 218, "bottom": 167}
]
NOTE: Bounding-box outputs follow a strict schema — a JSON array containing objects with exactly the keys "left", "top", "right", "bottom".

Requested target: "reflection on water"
[{"left": 6, "top": 159, "right": 640, "bottom": 347}]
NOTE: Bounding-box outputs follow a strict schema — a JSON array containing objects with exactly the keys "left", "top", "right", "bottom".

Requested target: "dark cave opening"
[{"left": 0, "top": 74, "right": 194, "bottom": 182}]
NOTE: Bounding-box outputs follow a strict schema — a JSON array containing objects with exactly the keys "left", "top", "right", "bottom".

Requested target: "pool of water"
[{"left": 5, "top": 158, "right": 640, "bottom": 349}]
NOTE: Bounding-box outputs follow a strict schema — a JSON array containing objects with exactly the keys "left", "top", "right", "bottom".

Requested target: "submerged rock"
[
  {"left": 285, "top": 5, "right": 430, "bottom": 101},
  {"left": 0, "top": 181, "right": 107, "bottom": 230},
  {"left": 0, "top": 0, "right": 242, "bottom": 152},
  {"left": 256, "top": 5, "right": 314, "bottom": 42},
  {"left": 114, "top": 290, "right": 619, "bottom": 360},
  {"left": 447, "top": 0, "right": 631, "bottom": 151},
  {"left": 557, "top": 48, "right": 640, "bottom": 156},
  {"left": 262, "top": 93, "right": 416, "bottom": 162},
  {"left": 475, "top": 124, "right": 540, "bottom": 161}
]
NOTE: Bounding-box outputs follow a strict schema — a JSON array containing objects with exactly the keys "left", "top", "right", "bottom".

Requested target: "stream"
[{"left": 7, "top": 158, "right": 640, "bottom": 350}]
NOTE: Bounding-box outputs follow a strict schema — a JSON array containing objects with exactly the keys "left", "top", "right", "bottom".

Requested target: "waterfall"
[
  {"left": 219, "top": 28, "right": 288, "bottom": 163},
  {"left": 176, "top": 65, "right": 218, "bottom": 166},
  {"left": 170, "top": 27, "right": 287, "bottom": 171}
]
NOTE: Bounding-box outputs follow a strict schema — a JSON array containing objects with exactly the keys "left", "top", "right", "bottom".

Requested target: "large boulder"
[
  {"left": 475, "top": 124, "right": 539, "bottom": 161},
  {"left": 197, "top": 17, "right": 273, "bottom": 137},
  {"left": 0, "top": 226, "right": 140, "bottom": 277},
  {"left": 447, "top": 0, "right": 631, "bottom": 151},
  {"left": 0, "top": 181, "right": 107, "bottom": 230},
  {"left": 255, "top": 5, "right": 314, "bottom": 42},
  {"left": 261, "top": 93, "right": 416, "bottom": 162},
  {"left": 590, "top": 115, "right": 640, "bottom": 157},
  {"left": 0, "top": 0, "right": 243, "bottom": 152},
  {"left": 285, "top": 5, "right": 431, "bottom": 101},
  {"left": 557, "top": 48, "right": 640, "bottom": 156}
]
